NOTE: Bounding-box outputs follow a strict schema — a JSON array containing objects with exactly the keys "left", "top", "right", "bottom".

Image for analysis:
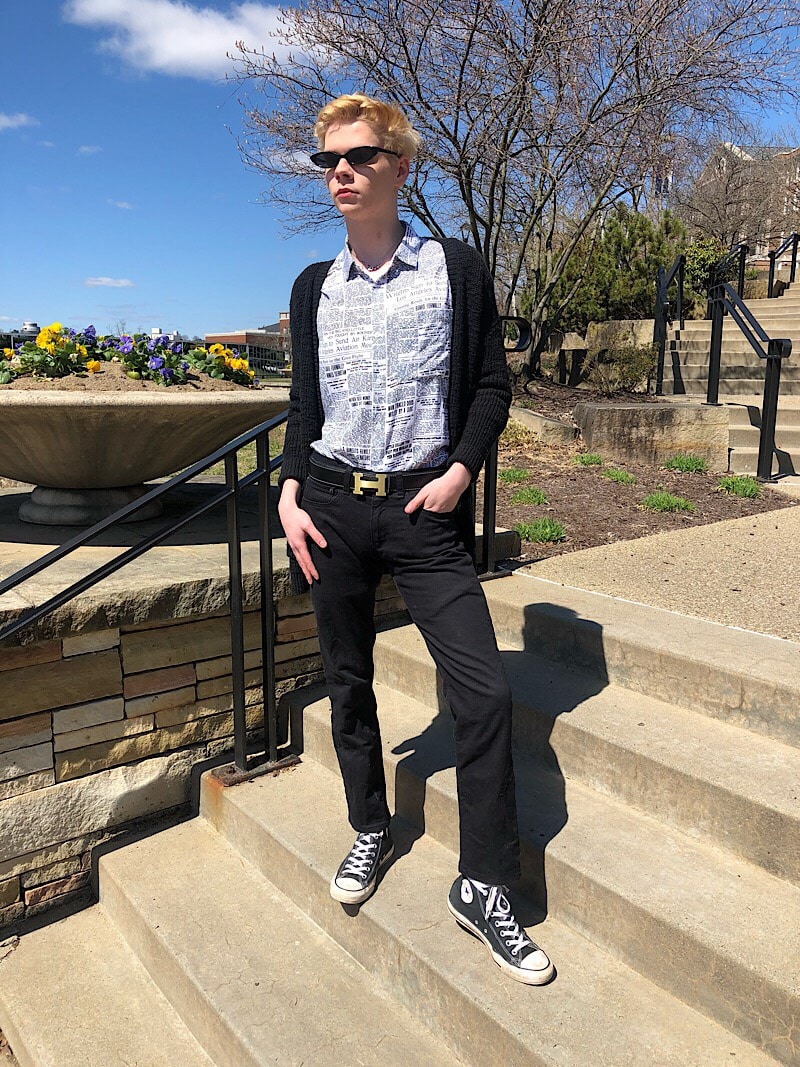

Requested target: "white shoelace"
[
  {"left": 340, "top": 832, "right": 383, "bottom": 878},
  {"left": 473, "top": 881, "right": 533, "bottom": 958}
]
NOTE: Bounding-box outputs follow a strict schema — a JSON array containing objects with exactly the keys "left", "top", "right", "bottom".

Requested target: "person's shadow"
[{"left": 390, "top": 603, "right": 609, "bottom": 925}]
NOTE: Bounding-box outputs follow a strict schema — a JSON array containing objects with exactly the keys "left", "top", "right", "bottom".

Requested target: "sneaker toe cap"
[
  {"left": 335, "top": 875, "right": 365, "bottom": 892},
  {"left": 520, "top": 947, "right": 551, "bottom": 972}
]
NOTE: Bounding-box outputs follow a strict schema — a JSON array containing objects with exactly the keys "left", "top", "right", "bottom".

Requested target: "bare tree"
[
  {"left": 672, "top": 138, "right": 800, "bottom": 251},
  {"left": 232, "top": 0, "right": 800, "bottom": 368}
]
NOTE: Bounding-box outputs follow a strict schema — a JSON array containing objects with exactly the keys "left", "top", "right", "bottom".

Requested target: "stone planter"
[{"left": 0, "top": 391, "right": 287, "bottom": 525}]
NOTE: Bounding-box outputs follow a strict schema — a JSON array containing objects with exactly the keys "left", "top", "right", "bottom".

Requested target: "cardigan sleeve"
[{"left": 447, "top": 252, "right": 512, "bottom": 478}]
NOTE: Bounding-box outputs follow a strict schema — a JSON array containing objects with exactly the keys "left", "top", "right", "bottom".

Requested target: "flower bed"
[{"left": 1, "top": 324, "right": 255, "bottom": 389}]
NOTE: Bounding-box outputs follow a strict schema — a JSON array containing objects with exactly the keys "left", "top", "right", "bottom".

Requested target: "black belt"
[{"left": 308, "top": 457, "right": 445, "bottom": 498}]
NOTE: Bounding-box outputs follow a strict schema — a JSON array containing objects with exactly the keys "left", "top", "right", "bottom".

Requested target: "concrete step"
[
  {"left": 667, "top": 363, "right": 800, "bottom": 380},
  {"left": 99, "top": 818, "right": 455, "bottom": 1067},
  {"left": 729, "top": 446, "right": 798, "bottom": 476},
  {"left": 481, "top": 575, "right": 800, "bottom": 748},
  {"left": 0, "top": 906, "right": 214, "bottom": 1067},
  {"left": 729, "top": 425, "right": 800, "bottom": 448},
  {"left": 364, "top": 623, "right": 800, "bottom": 884},
  {"left": 726, "top": 400, "right": 800, "bottom": 427},
  {"left": 291, "top": 689, "right": 800, "bottom": 1063},
  {"left": 662, "top": 377, "right": 800, "bottom": 395},
  {"left": 202, "top": 757, "right": 782, "bottom": 1067}
]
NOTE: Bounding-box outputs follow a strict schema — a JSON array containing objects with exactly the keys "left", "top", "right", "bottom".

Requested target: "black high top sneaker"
[
  {"left": 448, "top": 876, "right": 555, "bottom": 985},
  {"left": 330, "top": 829, "right": 394, "bottom": 905}
]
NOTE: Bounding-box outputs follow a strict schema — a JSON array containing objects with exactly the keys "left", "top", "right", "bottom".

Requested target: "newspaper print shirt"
[{"left": 312, "top": 221, "right": 452, "bottom": 472}]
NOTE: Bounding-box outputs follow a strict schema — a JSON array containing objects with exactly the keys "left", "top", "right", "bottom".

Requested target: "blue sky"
[{"left": 0, "top": 0, "right": 344, "bottom": 338}]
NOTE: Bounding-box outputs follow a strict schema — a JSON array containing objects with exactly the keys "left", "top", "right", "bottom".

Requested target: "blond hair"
[{"left": 314, "top": 94, "right": 421, "bottom": 159}]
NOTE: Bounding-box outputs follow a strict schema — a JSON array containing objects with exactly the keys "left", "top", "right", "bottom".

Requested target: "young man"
[{"left": 278, "top": 94, "right": 554, "bottom": 986}]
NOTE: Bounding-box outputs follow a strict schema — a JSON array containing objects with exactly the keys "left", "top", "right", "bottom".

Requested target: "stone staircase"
[
  {"left": 724, "top": 395, "right": 800, "bottom": 475},
  {"left": 0, "top": 576, "right": 798, "bottom": 1065},
  {"left": 662, "top": 282, "right": 800, "bottom": 398}
]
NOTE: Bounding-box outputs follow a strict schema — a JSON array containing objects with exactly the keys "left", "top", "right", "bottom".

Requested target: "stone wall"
[{"left": 0, "top": 579, "right": 406, "bottom": 929}]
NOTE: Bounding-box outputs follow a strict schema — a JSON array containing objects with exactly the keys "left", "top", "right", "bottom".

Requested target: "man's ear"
[{"left": 394, "top": 156, "right": 411, "bottom": 189}]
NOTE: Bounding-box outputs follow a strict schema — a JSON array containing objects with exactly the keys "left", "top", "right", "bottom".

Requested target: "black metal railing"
[
  {"left": 476, "top": 316, "right": 533, "bottom": 576},
  {"left": 768, "top": 233, "right": 800, "bottom": 298},
  {"left": 653, "top": 254, "right": 686, "bottom": 395},
  {"left": 706, "top": 242, "right": 749, "bottom": 319},
  {"left": 0, "top": 412, "right": 296, "bottom": 778},
  {"left": 706, "top": 281, "right": 791, "bottom": 479}
]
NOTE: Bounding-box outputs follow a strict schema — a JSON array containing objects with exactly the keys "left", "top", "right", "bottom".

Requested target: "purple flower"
[
  {"left": 118, "top": 336, "right": 133, "bottom": 354},
  {"left": 231, "top": 348, "right": 239, "bottom": 356},
  {"left": 148, "top": 355, "right": 165, "bottom": 370},
  {"left": 179, "top": 361, "right": 189, "bottom": 371},
  {"left": 83, "top": 325, "right": 97, "bottom": 339},
  {"left": 170, "top": 342, "right": 183, "bottom": 354},
  {"left": 161, "top": 367, "right": 175, "bottom": 381}
]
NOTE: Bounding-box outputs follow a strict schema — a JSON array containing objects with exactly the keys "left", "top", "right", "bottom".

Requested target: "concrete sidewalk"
[{"left": 521, "top": 501, "right": 800, "bottom": 643}]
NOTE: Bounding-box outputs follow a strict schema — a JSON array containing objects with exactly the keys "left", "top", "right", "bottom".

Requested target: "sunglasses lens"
[
  {"left": 345, "top": 146, "right": 379, "bottom": 165},
  {"left": 310, "top": 152, "right": 337, "bottom": 168}
]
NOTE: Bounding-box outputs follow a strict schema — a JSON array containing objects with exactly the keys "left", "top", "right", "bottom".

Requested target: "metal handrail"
[
  {"left": 0, "top": 411, "right": 296, "bottom": 778},
  {"left": 706, "top": 242, "right": 749, "bottom": 318},
  {"left": 706, "top": 281, "right": 792, "bottom": 480},
  {"left": 653, "top": 254, "right": 686, "bottom": 396},
  {"left": 768, "top": 233, "right": 800, "bottom": 297}
]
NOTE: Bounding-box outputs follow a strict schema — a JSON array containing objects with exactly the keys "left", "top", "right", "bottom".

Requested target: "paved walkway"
[{"left": 523, "top": 500, "right": 800, "bottom": 642}]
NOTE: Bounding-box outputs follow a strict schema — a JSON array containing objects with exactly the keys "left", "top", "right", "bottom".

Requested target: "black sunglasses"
[{"left": 309, "top": 145, "right": 401, "bottom": 169}]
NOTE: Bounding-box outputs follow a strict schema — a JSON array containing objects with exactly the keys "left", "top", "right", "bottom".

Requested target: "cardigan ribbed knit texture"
[{"left": 281, "top": 236, "right": 511, "bottom": 594}]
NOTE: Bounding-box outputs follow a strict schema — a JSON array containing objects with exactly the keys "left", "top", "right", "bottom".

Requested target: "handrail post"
[
  {"left": 256, "top": 430, "right": 278, "bottom": 763},
  {"left": 757, "top": 347, "right": 783, "bottom": 481},
  {"left": 792, "top": 235, "right": 799, "bottom": 285},
  {"left": 768, "top": 251, "right": 776, "bottom": 298},
  {"left": 654, "top": 267, "right": 667, "bottom": 397},
  {"left": 677, "top": 258, "right": 685, "bottom": 329},
  {"left": 225, "top": 451, "right": 248, "bottom": 773},
  {"left": 737, "top": 244, "right": 747, "bottom": 298},
  {"left": 706, "top": 282, "right": 723, "bottom": 406},
  {"left": 481, "top": 439, "right": 499, "bottom": 575}
]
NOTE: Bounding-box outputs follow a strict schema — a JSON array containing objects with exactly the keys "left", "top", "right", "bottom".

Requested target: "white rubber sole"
[
  {"left": 330, "top": 844, "right": 395, "bottom": 905},
  {"left": 447, "top": 899, "right": 555, "bottom": 986}
]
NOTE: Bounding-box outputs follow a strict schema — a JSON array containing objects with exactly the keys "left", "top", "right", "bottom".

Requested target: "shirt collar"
[{"left": 341, "top": 220, "right": 422, "bottom": 281}]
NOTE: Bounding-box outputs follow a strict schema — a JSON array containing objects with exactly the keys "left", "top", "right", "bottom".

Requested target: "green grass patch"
[
  {"left": 602, "top": 467, "right": 636, "bottom": 485},
  {"left": 515, "top": 517, "right": 567, "bottom": 543},
  {"left": 640, "top": 491, "right": 695, "bottom": 513},
  {"left": 511, "top": 486, "right": 548, "bottom": 505},
  {"left": 205, "top": 425, "right": 286, "bottom": 480},
  {"left": 498, "top": 467, "right": 530, "bottom": 484},
  {"left": 662, "top": 453, "right": 708, "bottom": 473},
  {"left": 717, "top": 474, "right": 761, "bottom": 498},
  {"left": 575, "top": 452, "right": 603, "bottom": 467}
]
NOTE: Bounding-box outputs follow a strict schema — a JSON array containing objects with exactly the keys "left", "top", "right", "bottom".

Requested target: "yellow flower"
[
  {"left": 77, "top": 343, "right": 88, "bottom": 357},
  {"left": 2, "top": 348, "right": 12, "bottom": 360},
  {"left": 48, "top": 321, "right": 63, "bottom": 333},
  {"left": 209, "top": 343, "right": 225, "bottom": 354},
  {"left": 86, "top": 359, "right": 101, "bottom": 373}
]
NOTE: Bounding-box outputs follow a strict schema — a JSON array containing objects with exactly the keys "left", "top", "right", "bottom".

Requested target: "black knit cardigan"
[{"left": 280, "top": 236, "right": 512, "bottom": 594}]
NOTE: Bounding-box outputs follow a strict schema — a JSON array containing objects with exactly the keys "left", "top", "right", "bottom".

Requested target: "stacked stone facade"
[{"left": 0, "top": 579, "right": 405, "bottom": 929}]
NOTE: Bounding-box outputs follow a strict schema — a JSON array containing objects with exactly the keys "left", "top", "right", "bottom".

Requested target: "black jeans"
[{"left": 302, "top": 467, "right": 521, "bottom": 885}]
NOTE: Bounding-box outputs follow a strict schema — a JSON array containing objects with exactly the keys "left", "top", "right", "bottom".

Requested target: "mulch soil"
[{"left": 486, "top": 382, "right": 796, "bottom": 565}]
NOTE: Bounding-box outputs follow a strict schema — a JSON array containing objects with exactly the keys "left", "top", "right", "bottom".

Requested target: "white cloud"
[
  {"left": 108, "top": 199, "right": 133, "bottom": 209},
  {"left": 39, "top": 140, "right": 56, "bottom": 149},
  {"left": 63, "top": 0, "right": 286, "bottom": 80},
  {"left": 0, "top": 112, "right": 39, "bottom": 132},
  {"left": 85, "top": 277, "right": 135, "bottom": 287},
  {"left": 77, "top": 144, "right": 102, "bottom": 155}
]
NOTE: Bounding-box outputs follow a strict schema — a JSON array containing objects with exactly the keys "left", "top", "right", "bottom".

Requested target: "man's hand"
[
  {"left": 278, "top": 479, "right": 327, "bottom": 584},
  {"left": 404, "top": 462, "right": 471, "bottom": 515}
]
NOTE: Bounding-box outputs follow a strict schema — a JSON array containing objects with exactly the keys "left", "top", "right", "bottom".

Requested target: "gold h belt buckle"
[{"left": 352, "top": 471, "right": 388, "bottom": 497}]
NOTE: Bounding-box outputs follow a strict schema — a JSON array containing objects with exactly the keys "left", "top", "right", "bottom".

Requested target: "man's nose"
[{"left": 333, "top": 156, "right": 353, "bottom": 178}]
